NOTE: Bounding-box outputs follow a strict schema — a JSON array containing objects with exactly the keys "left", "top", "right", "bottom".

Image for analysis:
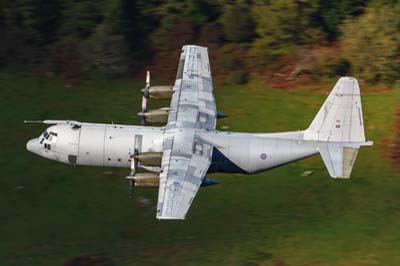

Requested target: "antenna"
[
  {"left": 24, "top": 120, "right": 44, "bottom": 124},
  {"left": 24, "top": 120, "right": 79, "bottom": 125}
]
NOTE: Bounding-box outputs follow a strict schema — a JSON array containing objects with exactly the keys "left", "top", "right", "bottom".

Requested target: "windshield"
[{"left": 43, "top": 131, "right": 49, "bottom": 139}]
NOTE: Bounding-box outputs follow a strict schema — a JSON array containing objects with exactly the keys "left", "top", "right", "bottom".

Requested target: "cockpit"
[
  {"left": 27, "top": 122, "right": 81, "bottom": 163},
  {"left": 40, "top": 130, "right": 58, "bottom": 150}
]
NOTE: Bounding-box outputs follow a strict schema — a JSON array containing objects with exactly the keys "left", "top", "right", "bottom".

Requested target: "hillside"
[
  {"left": 1, "top": 69, "right": 400, "bottom": 266},
  {"left": 1, "top": 1, "right": 399, "bottom": 84}
]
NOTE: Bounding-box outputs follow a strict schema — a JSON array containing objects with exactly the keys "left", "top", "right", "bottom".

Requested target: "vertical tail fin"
[{"left": 304, "top": 77, "right": 373, "bottom": 178}]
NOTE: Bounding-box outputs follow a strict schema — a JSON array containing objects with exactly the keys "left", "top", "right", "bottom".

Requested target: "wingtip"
[{"left": 156, "top": 215, "right": 186, "bottom": 220}]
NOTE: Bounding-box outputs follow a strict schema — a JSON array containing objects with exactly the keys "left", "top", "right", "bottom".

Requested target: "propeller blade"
[
  {"left": 128, "top": 153, "right": 138, "bottom": 198},
  {"left": 139, "top": 71, "right": 150, "bottom": 126},
  {"left": 141, "top": 96, "right": 148, "bottom": 112},
  {"left": 140, "top": 115, "right": 146, "bottom": 126},
  {"left": 140, "top": 96, "right": 148, "bottom": 125},
  {"left": 144, "top": 70, "right": 150, "bottom": 99},
  {"left": 129, "top": 178, "right": 135, "bottom": 197},
  {"left": 146, "top": 70, "right": 150, "bottom": 86}
]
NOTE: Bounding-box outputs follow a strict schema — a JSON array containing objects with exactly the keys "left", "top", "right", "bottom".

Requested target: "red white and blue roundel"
[{"left": 260, "top": 153, "right": 267, "bottom": 160}]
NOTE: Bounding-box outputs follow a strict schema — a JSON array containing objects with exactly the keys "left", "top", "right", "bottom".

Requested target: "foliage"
[
  {"left": 227, "top": 70, "right": 249, "bottom": 84},
  {"left": 314, "top": 0, "right": 369, "bottom": 40},
  {"left": 47, "top": 36, "right": 84, "bottom": 80},
  {"left": 2, "top": 0, "right": 61, "bottom": 44},
  {"left": 0, "top": 0, "right": 398, "bottom": 82},
  {"left": 342, "top": 3, "right": 400, "bottom": 82},
  {"left": 251, "top": 0, "right": 322, "bottom": 64},
  {"left": 79, "top": 24, "right": 130, "bottom": 77},
  {"left": 105, "top": 0, "right": 149, "bottom": 54},
  {"left": 220, "top": 1, "right": 254, "bottom": 43},
  {"left": 59, "top": 0, "right": 103, "bottom": 38}
]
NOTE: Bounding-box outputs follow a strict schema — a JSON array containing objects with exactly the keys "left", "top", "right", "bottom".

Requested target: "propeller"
[
  {"left": 140, "top": 71, "right": 150, "bottom": 126},
  {"left": 127, "top": 148, "right": 140, "bottom": 197}
]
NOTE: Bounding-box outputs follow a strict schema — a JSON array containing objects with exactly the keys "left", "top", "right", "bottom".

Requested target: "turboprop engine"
[
  {"left": 136, "top": 152, "right": 162, "bottom": 166},
  {"left": 137, "top": 107, "right": 169, "bottom": 124},
  {"left": 143, "top": 86, "right": 173, "bottom": 100},
  {"left": 134, "top": 172, "right": 160, "bottom": 187}
]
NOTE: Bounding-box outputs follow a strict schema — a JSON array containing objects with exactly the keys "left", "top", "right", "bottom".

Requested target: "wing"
[
  {"left": 167, "top": 45, "right": 217, "bottom": 130},
  {"left": 156, "top": 45, "right": 216, "bottom": 220}
]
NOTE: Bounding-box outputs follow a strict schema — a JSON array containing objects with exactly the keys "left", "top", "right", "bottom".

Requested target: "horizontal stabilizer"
[
  {"left": 201, "top": 178, "right": 219, "bottom": 187},
  {"left": 217, "top": 112, "right": 228, "bottom": 119},
  {"left": 318, "top": 142, "right": 371, "bottom": 179}
]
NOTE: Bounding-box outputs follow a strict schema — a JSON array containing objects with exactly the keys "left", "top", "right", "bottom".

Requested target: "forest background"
[{"left": 1, "top": 0, "right": 399, "bottom": 86}]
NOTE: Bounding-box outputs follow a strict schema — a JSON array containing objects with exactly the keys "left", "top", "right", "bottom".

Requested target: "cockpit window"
[
  {"left": 71, "top": 124, "right": 81, "bottom": 130},
  {"left": 43, "top": 131, "right": 49, "bottom": 139}
]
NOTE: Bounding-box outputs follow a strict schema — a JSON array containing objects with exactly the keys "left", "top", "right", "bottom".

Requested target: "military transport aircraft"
[{"left": 26, "top": 45, "right": 373, "bottom": 220}]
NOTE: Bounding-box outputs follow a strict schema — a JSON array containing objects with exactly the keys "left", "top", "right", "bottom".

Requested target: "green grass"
[{"left": 1, "top": 68, "right": 399, "bottom": 266}]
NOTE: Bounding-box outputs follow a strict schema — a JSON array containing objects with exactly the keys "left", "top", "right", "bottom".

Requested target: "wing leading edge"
[{"left": 156, "top": 45, "right": 216, "bottom": 220}]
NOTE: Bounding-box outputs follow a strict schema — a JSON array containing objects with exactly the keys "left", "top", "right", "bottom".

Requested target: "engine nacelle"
[
  {"left": 137, "top": 108, "right": 169, "bottom": 124},
  {"left": 134, "top": 173, "right": 160, "bottom": 187},
  {"left": 137, "top": 152, "right": 162, "bottom": 166},
  {"left": 145, "top": 86, "right": 173, "bottom": 100}
]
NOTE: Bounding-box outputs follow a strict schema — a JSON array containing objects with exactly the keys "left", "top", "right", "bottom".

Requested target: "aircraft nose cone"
[{"left": 26, "top": 138, "right": 40, "bottom": 154}]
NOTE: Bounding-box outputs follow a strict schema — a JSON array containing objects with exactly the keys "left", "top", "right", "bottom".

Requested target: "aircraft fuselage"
[{"left": 27, "top": 122, "right": 318, "bottom": 174}]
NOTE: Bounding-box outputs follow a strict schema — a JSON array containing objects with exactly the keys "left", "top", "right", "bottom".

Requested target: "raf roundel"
[{"left": 260, "top": 153, "right": 267, "bottom": 160}]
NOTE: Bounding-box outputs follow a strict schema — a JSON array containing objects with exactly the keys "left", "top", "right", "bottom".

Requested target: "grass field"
[{"left": 1, "top": 68, "right": 400, "bottom": 266}]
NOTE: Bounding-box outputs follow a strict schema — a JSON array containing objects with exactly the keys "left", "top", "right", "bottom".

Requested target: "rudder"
[{"left": 304, "top": 77, "right": 365, "bottom": 142}]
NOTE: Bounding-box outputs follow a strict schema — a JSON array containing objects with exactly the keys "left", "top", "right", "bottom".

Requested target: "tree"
[
  {"left": 1, "top": 0, "right": 62, "bottom": 63},
  {"left": 313, "top": 0, "right": 369, "bottom": 41},
  {"left": 251, "top": 0, "right": 322, "bottom": 64},
  {"left": 220, "top": 1, "right": 254, "bottom": 43},
  {"left": 79, "top": 24, "right": 130, "bottom": 77},
  {"left": 59, "top": 0, "right": 103, "bottom": 38},
  {"left": 341, "top": 4, "right": 400, "bottom": 82},
  {"left": 106, "top": 0, "right": 148, "bottom": 54},
  {"left": 3, "top": 0, "right": 61, "bottom": 44}
]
